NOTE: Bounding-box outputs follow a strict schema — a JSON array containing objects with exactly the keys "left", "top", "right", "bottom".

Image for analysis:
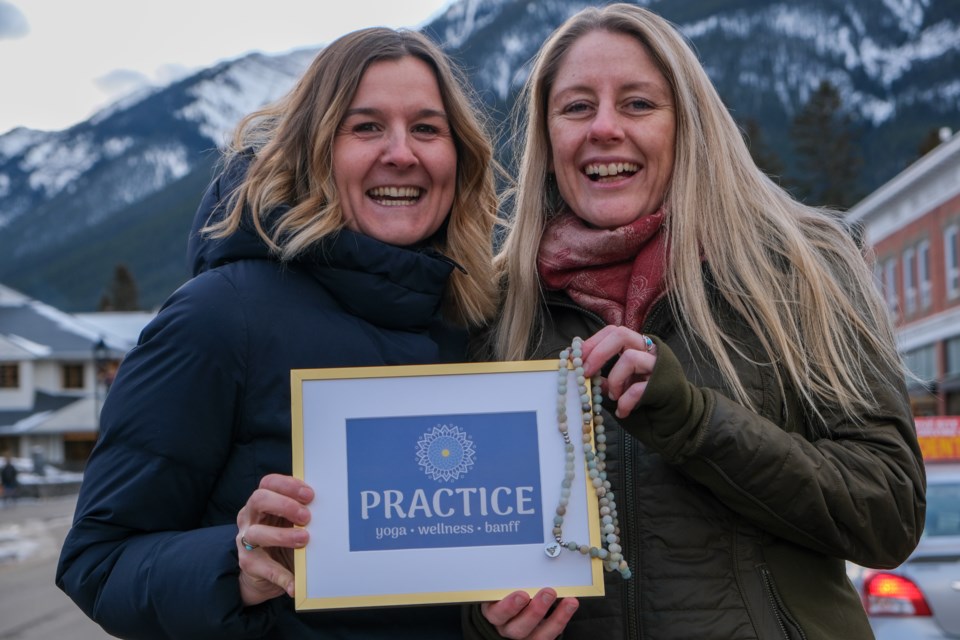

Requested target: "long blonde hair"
[
  {"left": 205, "top": 28, "right": 498, "bottom": 327},
  {"left": 494, "top": 3, "right": 902, "bottom": 426}
]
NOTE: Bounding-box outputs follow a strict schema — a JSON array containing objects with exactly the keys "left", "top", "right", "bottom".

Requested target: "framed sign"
[{"left": 291, "top": 360, "right": 604, "bottom": 611}]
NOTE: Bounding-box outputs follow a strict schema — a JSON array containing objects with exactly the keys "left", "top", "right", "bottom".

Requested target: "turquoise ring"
[{"left": 241, "top": 535, "right": 259, "bottom": 551}]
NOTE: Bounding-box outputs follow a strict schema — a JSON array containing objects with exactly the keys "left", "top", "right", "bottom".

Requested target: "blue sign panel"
[{"left": 346, "top": 411, "right": 543, "bottom": 551}]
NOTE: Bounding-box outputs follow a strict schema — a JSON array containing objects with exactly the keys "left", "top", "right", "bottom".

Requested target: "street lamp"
[{"left": 93, "top": 338, "right": 108, "bottom": 432}]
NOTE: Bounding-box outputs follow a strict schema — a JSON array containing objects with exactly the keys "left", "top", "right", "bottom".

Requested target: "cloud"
[
  {"left": 0, "top": 1, "right": 28, "bottom": 39},
  {"left": 94, "top": 63, "right": 194, "bottom": 102},
  {"left": 94, "top": 68, "right": 152, "bottom": 98}
]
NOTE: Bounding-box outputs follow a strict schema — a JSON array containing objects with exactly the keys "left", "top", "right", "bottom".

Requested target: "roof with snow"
[{"left": 0, "top": 283, "right": 127, "bottom": 360}]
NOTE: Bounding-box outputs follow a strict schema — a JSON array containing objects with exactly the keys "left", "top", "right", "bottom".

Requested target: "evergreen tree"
[
  {"left": 789, "top": 80, "right": 863, "bottom": 210},
  {"left": 97, "top": 293, "right": 113, "bottom": 312},
  {"left": 101, "top": 263, "right": 141, "bottom": 311},
  {"left": 741, "top": 118, "right": 786, "bottom": 184},
  {"left": 916, "top": 126, "right": 947, "bottom": 160}
]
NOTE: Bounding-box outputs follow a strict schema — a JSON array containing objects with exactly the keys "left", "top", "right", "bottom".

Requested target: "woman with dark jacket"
[
  {"left": 466, "top": 5, "right": 925, "bottom": 640},
  {"left": 56, "top": 27, "right": 499, "bottom": 639}
]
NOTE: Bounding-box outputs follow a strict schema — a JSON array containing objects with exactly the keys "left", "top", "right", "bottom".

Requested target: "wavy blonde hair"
[
  {"left": 206, "top": 28, "right": 498, "bottom": 327},
  {"left": 493, "top": 3, "right": 902, "bottom": 426}
]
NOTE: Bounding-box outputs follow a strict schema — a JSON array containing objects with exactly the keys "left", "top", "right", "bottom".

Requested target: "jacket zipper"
[
  {"left": 623, "top": 299, "right": 668, "bottom": 640},
  {"left": 758, "top": 566, "right": 806, "bottom": 640},
  {"left": 623, "top": 425, "right": 641, "bottom": 640},
  {"left": 547, "top": 297, "right": 672, "bottom": 640}
]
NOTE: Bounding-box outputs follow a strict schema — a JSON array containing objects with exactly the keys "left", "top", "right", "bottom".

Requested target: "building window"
[
  {"left": 947, "top": 337, "right": 960, "bottom": 377},
  {"left": 883, "top": 258, "right": 899, "bottom": 314},
  {"left": 947, "top": 225, "right": 960, "bottom": 300},
  {"left": 903, "top": 345, "right": 937, "bottom": 383},
  {"left": 0, "top": 363, "right": 19, "bottom": 388},
  {"left": 917, "top": 240, "right": 932, "bottom": 310},
  {"left": 903, "top": 247, "right": 916, "bottom": 315},
  {"left": 62, "top": 363, "right": 84, "bottom": 389}
]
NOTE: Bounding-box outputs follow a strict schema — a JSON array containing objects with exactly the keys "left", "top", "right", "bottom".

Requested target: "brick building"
[{"left": 847, "top": 131, "right": 960, "bottom": 416}]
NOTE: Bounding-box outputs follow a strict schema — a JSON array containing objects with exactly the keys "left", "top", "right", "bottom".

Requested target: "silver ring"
[
  {"left": 241, "top": 535, "right": 259, "bottom": 551},
  {"left": 642, "top": 335, "right": 654, "bottom": 353}
]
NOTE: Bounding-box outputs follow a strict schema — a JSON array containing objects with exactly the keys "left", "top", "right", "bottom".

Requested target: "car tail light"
[{"left": 862, "top": 571, "right": 933, "bottom": 616}]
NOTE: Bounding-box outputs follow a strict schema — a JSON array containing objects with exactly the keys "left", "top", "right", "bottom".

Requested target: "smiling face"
[
  {"left": 547, "top": 29, "right": 676, "bottom": 229},
  {"left": 333, "top": 56, "right": 457, "bottom": 247}
]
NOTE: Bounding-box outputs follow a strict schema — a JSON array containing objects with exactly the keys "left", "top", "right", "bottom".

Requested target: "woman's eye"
[
  {"left": 563, "top": 102, "right": 591, "bottom": 114},
  {"left": 353, "top": 122, "right": 380, "bottom": 133},
  {"left": 627, "top": 99, "right": 653, "bottom": 111},
  {"left": 413, "top": 123, "right": 439, "bottom": 135}
]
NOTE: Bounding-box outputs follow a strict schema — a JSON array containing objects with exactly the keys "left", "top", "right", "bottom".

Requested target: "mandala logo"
[{"left": 416, "top": 424, "right": 476, "bottom": 482}]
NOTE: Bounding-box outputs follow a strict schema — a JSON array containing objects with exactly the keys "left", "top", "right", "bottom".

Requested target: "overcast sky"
[{"left": 0, "top": 0, "right": 454, "bottom": 135}]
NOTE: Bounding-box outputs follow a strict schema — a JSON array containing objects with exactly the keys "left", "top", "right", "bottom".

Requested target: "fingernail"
[
  {"left": 298, "top": 487, "right": 313, "bottom": 502},
  {"left": 512, "top": 593, "right": 528, "bottom": 607},
  {"left": 540, "top": 591, "right": 556, "bottom": 605},
  {"left": 294, "top": 531, "right": 309, "bottom": 548},
  {"left": 565, "top": 600, "right": 579, "bottom": 613},
  {"left": 297, "top": 508, "right": 310, "bottom": 524}
]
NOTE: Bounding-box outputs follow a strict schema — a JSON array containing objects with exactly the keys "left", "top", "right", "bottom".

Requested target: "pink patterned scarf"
[{"left": 538, "top": 210, "right": 667, "bottom": 331}]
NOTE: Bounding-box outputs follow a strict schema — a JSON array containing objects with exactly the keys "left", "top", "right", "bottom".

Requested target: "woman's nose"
[
  {"left": 380, "top": 132, "right": 418, "bottom": 168},
  {"left": 589, "top": 104, "right": 624, "bottom": 143}
]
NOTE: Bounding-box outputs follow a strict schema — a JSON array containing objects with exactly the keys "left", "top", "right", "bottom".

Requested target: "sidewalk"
[
  {"left": 0, "top": 494, "right": 77, "bottom": 563},
  {"left": 0, "top": 493, "right": 113, "bottom": 639},
  {"left": 0, "top": 493, "right": 79, "bottom": 525}
]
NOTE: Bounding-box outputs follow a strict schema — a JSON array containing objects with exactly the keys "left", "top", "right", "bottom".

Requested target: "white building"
[{"left": 0, "top": 284, "right": 153, "bottom": 469}]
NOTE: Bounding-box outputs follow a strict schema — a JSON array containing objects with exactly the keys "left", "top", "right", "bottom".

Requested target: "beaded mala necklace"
[{"left": 547, "top": 337, "right": 632, "bottom": 579}]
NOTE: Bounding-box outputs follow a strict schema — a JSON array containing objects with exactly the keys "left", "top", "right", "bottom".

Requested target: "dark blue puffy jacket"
[{"left": 56, "top": 157, "right": 467, "bottom": 639}]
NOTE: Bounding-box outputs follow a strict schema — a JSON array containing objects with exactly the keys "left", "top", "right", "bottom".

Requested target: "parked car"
[{"left": 847, "top": 461, "right": 960, "bottom": 639}]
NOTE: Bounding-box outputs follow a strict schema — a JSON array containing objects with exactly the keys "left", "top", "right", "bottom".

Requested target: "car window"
[{"left": 925, "top": 482, "right": 960, "bottom": 537}]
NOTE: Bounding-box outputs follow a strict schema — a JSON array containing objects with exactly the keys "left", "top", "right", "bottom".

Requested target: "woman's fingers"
[
  {"left": 238, "top": 476, "right": 314, "bottom": 532},
  {"left": 258, "top": 473, "right": 315, "bottom": 505},
  {"left": 531, "top": 597, "right": 579, "bottom": 640},
  {"left": 581, "top": 326, "right": 656, "bottom": 377},
  {"left": 579, "top": 327, "right": 657, "bottom": 416},
  {"left": 238, "top": 549, "right": 295, "bottom": 601},
  {"left": 481, "top": 591, "right": 533, "bottom": 627},
  {"left": 237, "top": 522, "right": 309, "bottom": 553},
  {"left": 481, "top": 589, "right": 579, "bottom": 639},
  {"left": 235, "top": 475, "right": 315, "bottom": 606}
]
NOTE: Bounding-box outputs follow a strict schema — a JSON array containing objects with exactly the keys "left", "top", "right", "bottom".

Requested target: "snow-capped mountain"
[{"left": 1, "top": 0, "right": 957, "bottom": 311}]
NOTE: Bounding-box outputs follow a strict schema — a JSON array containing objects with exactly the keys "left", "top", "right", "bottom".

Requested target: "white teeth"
[
  {"left": 367, "top": 186, "right": 423, "bottom": 205},
  {"left": 368, "top": 186, "right": 422, "bottom": 198},
  {"left": 584, "top": 162, "right": 639, "bottom": 177}
]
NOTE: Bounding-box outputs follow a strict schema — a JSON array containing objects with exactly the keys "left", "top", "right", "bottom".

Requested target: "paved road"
[{"left": 0, "top": 495, "right": 114, "bottom": 639}]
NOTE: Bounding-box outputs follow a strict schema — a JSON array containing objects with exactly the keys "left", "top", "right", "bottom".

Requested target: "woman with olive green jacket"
[{"left": 464, "top": 288, "right": 923, "bottom": 640}]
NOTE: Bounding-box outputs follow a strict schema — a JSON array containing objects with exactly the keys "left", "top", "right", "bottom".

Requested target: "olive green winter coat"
[{"left": 465, "top": 291, "right": 925, "bottom": 640}]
